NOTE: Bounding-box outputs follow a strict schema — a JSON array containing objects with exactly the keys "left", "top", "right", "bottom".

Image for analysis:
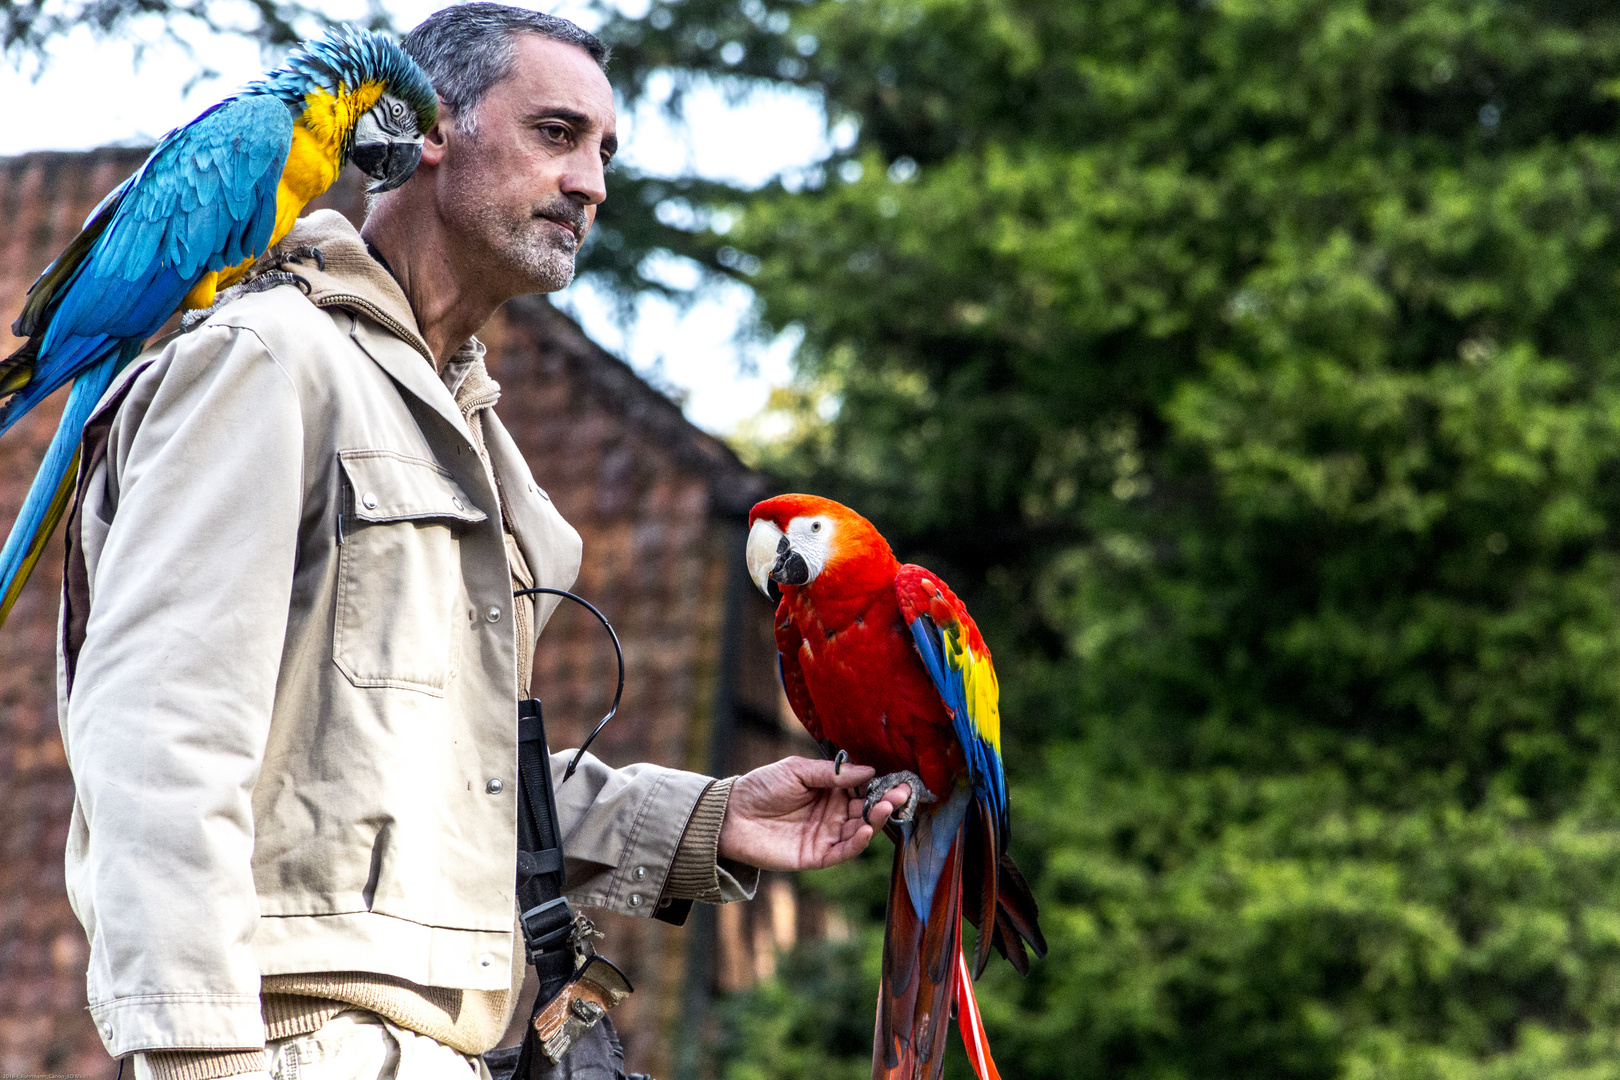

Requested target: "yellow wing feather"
[{"left": 943, "top": 624, "right": 1002, "bottom": 755}]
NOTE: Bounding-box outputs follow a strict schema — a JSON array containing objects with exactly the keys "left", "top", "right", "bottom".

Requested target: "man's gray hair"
[{"left": 403, "top": 3, "right": 609, "bottom": 135}]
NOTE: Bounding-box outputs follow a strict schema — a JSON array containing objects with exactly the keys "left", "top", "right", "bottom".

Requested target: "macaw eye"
[{"left": 811, "top": 521, "right": 822, "bottom": 532}]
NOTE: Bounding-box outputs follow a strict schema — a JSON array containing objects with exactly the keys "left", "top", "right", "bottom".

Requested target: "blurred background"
[{"left": 9, "top": 1, "right": 1620, "bottom": 1078}]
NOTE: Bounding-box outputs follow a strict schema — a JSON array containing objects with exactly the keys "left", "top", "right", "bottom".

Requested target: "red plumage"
[{"left": 748, "top": 494, "right": 1046, "bottom": 1080}]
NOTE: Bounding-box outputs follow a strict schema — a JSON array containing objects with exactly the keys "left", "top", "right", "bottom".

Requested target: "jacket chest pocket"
[{"left": 332, "top": 450, "right": 488, "bottom": 696}]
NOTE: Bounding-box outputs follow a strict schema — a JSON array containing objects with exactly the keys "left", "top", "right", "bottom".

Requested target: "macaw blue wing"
[
  {"left": 892, "top": 562, "right": 1009, "bottom": 980},
  {"left": 897, "top": 574, "right": 1009, "bottom": 847},
  {"left": 0, "top": 91, "right": 293, "bottom": 625},
  {"left": 3, "top": 93, "right": 293, "bottom": 429}
]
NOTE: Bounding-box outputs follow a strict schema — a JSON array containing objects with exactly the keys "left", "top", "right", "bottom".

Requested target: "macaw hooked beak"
[
  {"left": 354, "top": 138, "right": 423, "bottom": 194},
  {"left": 747, "top": 519, "right": 811, "bottom": 598}
]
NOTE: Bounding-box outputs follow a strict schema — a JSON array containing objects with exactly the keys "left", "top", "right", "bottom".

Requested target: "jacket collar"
[
  {"left": 274, "top": 210, "right": 431, "bottom": 362},
  {"left": 273, "top": 211, "right": 478, "bottom": 448}
]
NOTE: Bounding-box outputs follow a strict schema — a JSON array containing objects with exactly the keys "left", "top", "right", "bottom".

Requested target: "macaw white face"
[
  {"left": 746, "top": 514, "right": 838, "bottom": 596},
  {"left": 359, "top": 92, "right": 422, "bottom": 139},
  {"left": 353, "top": 93, "right": 426, "bottom": 193}
]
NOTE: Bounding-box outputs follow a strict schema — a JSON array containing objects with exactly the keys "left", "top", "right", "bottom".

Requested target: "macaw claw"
[
  {"left": 863, "top": 770, "right": 935, "bottom": 826},
  {"left": 180, "top": 270, "right": 303, "bottom": 330},
  {"left": 281, "top": 244, "right": 326, "bottom": 272},
  {"left": 833, "top": 749, "right": 848, "bottom": 775}
]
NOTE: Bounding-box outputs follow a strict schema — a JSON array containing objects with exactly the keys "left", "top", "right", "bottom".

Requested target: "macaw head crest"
[
  {"left": 257, "top": 25, "right": 438, "bottom": 193},
  {"left": 746, "top": 494, "right": 895, "bottom": 599}
]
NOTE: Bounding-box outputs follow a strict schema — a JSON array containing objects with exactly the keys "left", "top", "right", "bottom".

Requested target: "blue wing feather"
[
  {"left": 16, "top": 94, "right": 291, "bottom": 421},
  {"left": 907, "top": 615, "right": 1010, "bottom": 848}
]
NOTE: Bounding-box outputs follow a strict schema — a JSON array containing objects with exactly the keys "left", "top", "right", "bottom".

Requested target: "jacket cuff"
[
  {"left": 139, "top": 1050, "right": 268, "bottom": 1080},
  {"left": 91, "top": 995, "right": 265, "bottom": 1059},
  {"left": 662, "top": 778, "right": 761, "bottom": 904}
]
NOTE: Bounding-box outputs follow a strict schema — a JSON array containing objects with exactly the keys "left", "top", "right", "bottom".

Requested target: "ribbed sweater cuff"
[
  {"left": 663, "top": 776, "right": 735, "bottom": 902},
  {"left": 141, "top": 1050, "right": 267, "bottom": 1080},
  {"left": 260, "top": 994, "right": 347, "bottom": 1043}
]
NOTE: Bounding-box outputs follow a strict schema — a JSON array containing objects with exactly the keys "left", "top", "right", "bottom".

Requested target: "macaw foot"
[
  {"left": 832, "top": 749, "right": 848, "bottom": 775},
  {"left": 180, "top": 271, "right": 304, "bottom": 330},
  {"left": 863, "top": 770, "right": 936, "bottom": 825},
  {"left": 279, "top": 245, "right": 327, "bottom": 272}
]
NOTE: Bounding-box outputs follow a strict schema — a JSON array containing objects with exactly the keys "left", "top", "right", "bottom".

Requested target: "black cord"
[{"left": 514, "top": 586, "right": 625, "bottom": 785}]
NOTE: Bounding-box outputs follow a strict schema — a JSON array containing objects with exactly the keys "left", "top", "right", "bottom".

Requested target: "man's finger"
[
  {"left": 862, "top": 784, "right": 910, "bottom": 831},
  {"left": 827, "top": 822, "right": 875, "bottom": 865},
  {"left": 861, "top": 790, "right": 913, "bottom": 835},
  {"left": 791, "top": 756, "right": 876, "bottom": 789}
]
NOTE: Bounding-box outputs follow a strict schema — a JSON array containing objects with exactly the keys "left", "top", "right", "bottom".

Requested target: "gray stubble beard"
[
  {"left": 503, "top": 213, "right": 578, "bottom": 292},
  {"left": 452, "top": 191, "right": 581, "bottom": 295}
]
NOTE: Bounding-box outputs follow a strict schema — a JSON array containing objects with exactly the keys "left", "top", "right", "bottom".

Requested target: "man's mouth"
[{"left": 536, "top": 212, "right": 583, "bottom": 245}]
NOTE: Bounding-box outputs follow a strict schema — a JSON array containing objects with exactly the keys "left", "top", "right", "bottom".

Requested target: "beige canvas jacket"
[{"left": 56, "top": 211, "right": 751, "bottom": 1060}]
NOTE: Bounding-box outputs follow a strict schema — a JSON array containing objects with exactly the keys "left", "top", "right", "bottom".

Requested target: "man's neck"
[{"left": 360, "top": 206, "right": 501, "bottom": 370}]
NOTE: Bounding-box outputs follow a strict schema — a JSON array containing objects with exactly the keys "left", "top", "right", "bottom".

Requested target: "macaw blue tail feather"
[
  {"left": 0, "top": 348, "right": 128, "bottom": 628},
  {"left": 0, "top": 446, "right": 78, "bottom": 628},
  {"left": 0, "top": 332, "right": 114, "bottom": 437},
  {"left": 901, "top": 783, "right": 972, "bottom": 923}
]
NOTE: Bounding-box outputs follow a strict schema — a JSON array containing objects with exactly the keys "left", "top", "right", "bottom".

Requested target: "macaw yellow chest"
[{"left": 181, "top": 81, "right": 385, "bottom": 309}]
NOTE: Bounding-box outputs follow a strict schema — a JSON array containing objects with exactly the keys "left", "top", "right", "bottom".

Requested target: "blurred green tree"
[
  {"left": 587, "top": 1, "right": 1620, "bottom": 1078},
  {"left": 0, "top": 0, "right": 384, "bottom": 67}
]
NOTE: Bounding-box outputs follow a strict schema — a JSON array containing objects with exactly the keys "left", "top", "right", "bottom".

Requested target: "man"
[{"left": 58, "top": 5, "right": 909, "bottom": 1078}]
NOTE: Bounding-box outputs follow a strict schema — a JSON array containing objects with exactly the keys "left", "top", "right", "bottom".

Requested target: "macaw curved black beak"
[
  {"left": 746, "top": 519, "right": 810, "bottom": 598},
  {"left": 772, "top": 543, "right": 810, "bottom": 587},
  {"left": 355, "top": 139, "right": 423, "bottom": 194}
]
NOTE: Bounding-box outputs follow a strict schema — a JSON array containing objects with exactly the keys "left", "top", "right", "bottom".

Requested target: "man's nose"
[{"left": 560, "top": 148, "right": 607, "bottom": 208}]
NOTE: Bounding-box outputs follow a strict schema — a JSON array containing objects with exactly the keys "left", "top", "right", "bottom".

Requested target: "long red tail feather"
[
  {"left": 955, "top": 950, "right": 1001, "bottom": 1080},
  {"left": 876, "top": 830, "right": 963, "bottom": 1080},
  {"left": 877, "top": 804, "right": 1042, "bottom": 1079}
]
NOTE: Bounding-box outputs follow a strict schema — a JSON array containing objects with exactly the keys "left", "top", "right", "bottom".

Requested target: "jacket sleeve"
[
  {"left": 551, "top": 751, "right": 759, "bottom": 919},
  {"left": 64, "top": 324, "right": 305, "bottom": 1056}
]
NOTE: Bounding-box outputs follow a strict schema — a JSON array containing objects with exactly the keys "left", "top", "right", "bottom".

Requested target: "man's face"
[{"left": 436, "top": 34, "right": 617, "bottom": 294}]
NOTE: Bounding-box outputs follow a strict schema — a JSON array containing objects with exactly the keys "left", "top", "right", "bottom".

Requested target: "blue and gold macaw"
[{"left": 0, "top": 25, "right": 436, "bottom": 625}]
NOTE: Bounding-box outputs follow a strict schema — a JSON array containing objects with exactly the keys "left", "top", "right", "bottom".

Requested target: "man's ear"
[{"left": 420, "top": 105, "right": 452, "bottom": 167}]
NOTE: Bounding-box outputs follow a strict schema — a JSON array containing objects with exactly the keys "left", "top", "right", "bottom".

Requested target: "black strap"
[{"left": 515, "top": 697, "right": 575, "bottom": 986}]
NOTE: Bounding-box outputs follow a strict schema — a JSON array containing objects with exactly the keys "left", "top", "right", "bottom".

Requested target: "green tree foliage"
[
  {"left": 0, "top": 0, "right": 383, "bottom": 65},
  {"left": 592, "top": 1, "right": 1620, "bottom": 1077}
]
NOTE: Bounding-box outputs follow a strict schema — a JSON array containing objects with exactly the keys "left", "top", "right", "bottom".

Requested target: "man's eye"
[{"left": 539, "top": 124, "right": 571, "bottom": 144}]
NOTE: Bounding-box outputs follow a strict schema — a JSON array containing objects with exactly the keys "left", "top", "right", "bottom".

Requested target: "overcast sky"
[{"left": 0, "top": 0, "right": 827, "bottom": 433}]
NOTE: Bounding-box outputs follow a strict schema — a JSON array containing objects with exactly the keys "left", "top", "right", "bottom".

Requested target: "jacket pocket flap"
[{"left": 339, "top": 450, "right": 488, "bottom": 525}]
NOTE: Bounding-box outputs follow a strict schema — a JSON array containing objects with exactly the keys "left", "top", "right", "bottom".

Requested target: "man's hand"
[{"left": 717, "top": 756, "right": 911, "bottom": 872}]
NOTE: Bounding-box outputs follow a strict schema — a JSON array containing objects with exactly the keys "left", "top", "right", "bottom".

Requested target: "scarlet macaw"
[
  {"left": 0, "top": 25, "right": 436, "bottom": 625},
  {"left": 748, "top": 494, "right": 1047, "bottom": 1080}
]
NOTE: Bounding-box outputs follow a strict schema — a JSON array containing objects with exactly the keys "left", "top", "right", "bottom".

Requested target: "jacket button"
[
  {"left": 486, "top": 778, "right": 504, "bottom": 794},
  {"left": 632, "top": 866, "right": 647, "bottom": 882},
  {"left": 362, "top": 492, "right": 378, "bottom": 510},
  {"left": 627, "top": 893, "right": 643, "bottom": 908},
  {"left": 452, "top": 497, "right": 466, "bottom": 511},
  {"left": 486, "top": 607, "right": 502, "bottom": 623}
]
